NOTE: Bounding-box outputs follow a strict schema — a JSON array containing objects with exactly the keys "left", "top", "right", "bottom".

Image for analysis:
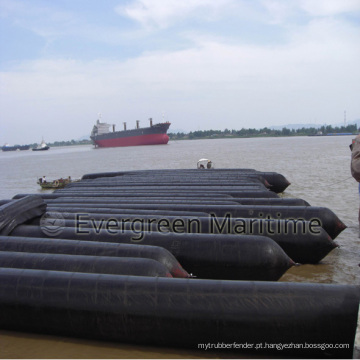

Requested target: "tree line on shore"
[
  {"left": 12, "top": 123, "right": 356, "bottom": 148},
  {"left": 169, "top": 124, "right": 358, "bottom": 140},
  {"left": 46, "top": 139, "right": 92, "bottom": 147}
]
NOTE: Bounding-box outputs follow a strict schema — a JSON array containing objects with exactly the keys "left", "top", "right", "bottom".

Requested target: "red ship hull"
[{"left": 93, "top": 133, "right": 169, "bottom": 148}]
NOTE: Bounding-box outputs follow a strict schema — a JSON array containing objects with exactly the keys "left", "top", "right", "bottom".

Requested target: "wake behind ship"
[{"left": 90, "top": 117, "right": 171, "bottom": 148}]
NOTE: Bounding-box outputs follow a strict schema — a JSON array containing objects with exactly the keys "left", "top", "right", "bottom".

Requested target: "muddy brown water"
[{"left": 0, "top": 136, "right": 359, "bottom": 358}]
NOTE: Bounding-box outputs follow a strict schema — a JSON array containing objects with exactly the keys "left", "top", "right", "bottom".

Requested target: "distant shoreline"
[
  {"left": 168, "top": 134, "right": 357, "bottom": 143},
  {"left": 3, "top": 124, "right": 358, "bottom": 149},
  {"left": 1, "top": 139, "right": 92, "bottom": 149},
  {"left": 169, "top": 124, "right": 357, "bottom": 141}
]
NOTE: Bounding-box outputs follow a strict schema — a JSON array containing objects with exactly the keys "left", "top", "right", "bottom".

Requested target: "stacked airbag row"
[{"left": 0, "top": 168, "right": 357, "bottom": 358}]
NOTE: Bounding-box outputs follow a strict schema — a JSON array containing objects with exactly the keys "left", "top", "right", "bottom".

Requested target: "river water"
[{"left": 0, "top": 136, "right": 359, "bottom": 358}]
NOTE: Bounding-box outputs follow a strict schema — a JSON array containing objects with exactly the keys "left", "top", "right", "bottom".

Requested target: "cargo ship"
[
  {"left": 2, "top": 144, "right": 30, "bottom": 151},
  {"left": 90, "top": 117, "right": 171, "bottom": 148}
]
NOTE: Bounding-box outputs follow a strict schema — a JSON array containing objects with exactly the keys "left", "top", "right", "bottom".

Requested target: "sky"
[{"left": 0, "top": 0, "right": 360, "bottom": 144}]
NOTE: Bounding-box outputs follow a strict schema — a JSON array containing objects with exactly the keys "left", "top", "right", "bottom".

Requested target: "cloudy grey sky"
[{"left": 1, "top": 0, "right": 359, "bottom": 144}]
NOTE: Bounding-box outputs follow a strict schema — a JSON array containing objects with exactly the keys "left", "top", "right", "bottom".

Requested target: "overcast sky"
[{"left": 1, "top": 0, "right": 359, "bottom": 144}]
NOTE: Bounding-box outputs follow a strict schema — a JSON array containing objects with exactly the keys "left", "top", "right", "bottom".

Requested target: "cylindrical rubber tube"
[
  {"left": 0, "top": 268, "right": 358, "bottom": 358},
  {"left": 9, "top": 226, "right": 294, "bottom": 281},
  {"left": 0, "top": 236, "right": 189, "bottom": 278},
  {"left": 51, "top": 190, "right": 279, "bottom": 198},
  {"left": 45, "top": 204, "right": 346, "bottom": 239},
  {"left": 54, "top": 185, "right": 266, "bottom": 193},
  {"left": 18, "top": 213, "right": 337, "bottom": 264},
  {"left": 45, "top": 207, "right": 210, "bottom": 217},
  {"left": 65, "top": 180, "right": 267, "bottom": 188},
  {"left": 47, "top": 199, "right": 240, "bottom": 205},
  {"left": 44, "top": 197, "right": 309, "bottom": 206},
  {"left": 80, "top": 170, "right": 291, "bottom": 193},
  {"left": 13, "top": 193, "right": 237, "bottom": 200},
  {"left": 0, "top": 251, "right": 172, "bottom": 278}
]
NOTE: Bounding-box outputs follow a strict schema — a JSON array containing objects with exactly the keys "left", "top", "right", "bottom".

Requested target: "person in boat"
[
  {"left": 207, "top": 160, "right": 212, "bottom": 169},
  {"left": 42, "top": 176, "right": 46, "bottom": 183},
  {"left": 199, "top": 164, "right": 205, "bottom": 169}
]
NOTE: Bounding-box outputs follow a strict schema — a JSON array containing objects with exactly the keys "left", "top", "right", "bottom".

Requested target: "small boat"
[
  {"left": 197, "top": 158, "right": 213, "bottom": 169},
  {"left": 32, "top": 139, "right": 50, "bottom": 151},
  {"left": 37, "top": 176, "right": 76, "bottom": 189}
]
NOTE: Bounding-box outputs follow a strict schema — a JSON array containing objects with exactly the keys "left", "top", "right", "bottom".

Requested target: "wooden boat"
[{"left": 37, "top": 177, "right": 75, "bottom": 189}]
